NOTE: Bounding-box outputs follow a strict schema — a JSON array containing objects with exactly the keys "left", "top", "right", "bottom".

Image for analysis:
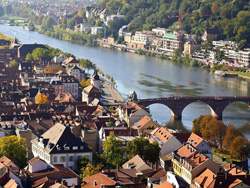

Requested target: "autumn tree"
[
  {"left": 102, "top": 131, "right": 125, "bottom": 168},
  {"left": 222, "top": 125, "right": 242, "bottom": 152},
  {"left": 80, "top": 162, "right": 103, "bottom": 179},
  {"left": 209, "top": 119, "right": 226, "bottom": 147},
  {"left": 9, "top": 60, "right": 18, "bottom": 67},
  {"left": 80, "top": 78, "right": 91, "bottom": 88},
  {"left": 196, "top": 115, "right": 226, "bottom": 147},
  {"left": 230, "top": 136, "right": 250, "bottom": 160},
  {"left": 76, "top": 156, "right": 90, "bottom": 174},
  {"left": 126, "top": 137, "right": 160, "bottom": 163},
  {"left": 211, "top": 3, "right": 219, "bottom": 14},
  {"left": 0, "top": 135, "right": 27, "bottom": 168},
  {"left": 35, "top": 93, "right": 50, "bottom": 104}
]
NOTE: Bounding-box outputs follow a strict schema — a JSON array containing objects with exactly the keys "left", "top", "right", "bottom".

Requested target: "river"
[{"left": 1, "top": 25, "right": 250, "bottom": 139}]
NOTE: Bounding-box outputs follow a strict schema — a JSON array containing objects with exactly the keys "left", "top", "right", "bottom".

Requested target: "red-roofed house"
[
  {"left": 119, "top": 103, "right": 151, "bottom": 126},
  {"left": 131, "top": 116, "right": 159, "bottom": 136},
  {"left": 187, "top": 133, "right": 212, "bottom": 159},
  {"left": 172, "top": 144, "right": 220, "bottom": 185}
]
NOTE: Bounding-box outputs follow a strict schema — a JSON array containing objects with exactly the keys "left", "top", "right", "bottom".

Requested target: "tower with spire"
[{"left": 91, "top": 69, "right": 100, "bottom": 89}]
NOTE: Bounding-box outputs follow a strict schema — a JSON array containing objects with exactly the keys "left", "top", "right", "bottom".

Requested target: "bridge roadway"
[{"left": 136, "top": 96, "right": 250, "bottom": 120}]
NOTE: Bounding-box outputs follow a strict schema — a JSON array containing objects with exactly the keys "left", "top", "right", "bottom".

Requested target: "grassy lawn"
[
  {"left": 228, "top": 71, "right": 250, "bottom": 78},
  {"left": 212, "top": 148, "right": 241, "bottom": 163}
]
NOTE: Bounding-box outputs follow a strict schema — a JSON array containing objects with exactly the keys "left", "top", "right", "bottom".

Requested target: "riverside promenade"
[{"left": 101, "top": 79, "right": 125, "bottom": 105}]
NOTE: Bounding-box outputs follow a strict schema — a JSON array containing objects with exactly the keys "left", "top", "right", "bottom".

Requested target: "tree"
[
  {"left": 192, "top": 115, "right": 203, "bottom": 133},
  {"left": 67, "top": 19, "right": 75, "bottom": 30},
  {"left": 0, "top": 135, "right": 27, "bottom": 168},
  {"left": 35, "top": 93, "right": 50, "bottom": 104},
  {"left": 230, "top": 136, "right": 250, "bottom": 160},
  {"left": 209, "top": 119, "right": 226, "bottom": 147},
  {"left": 80, "top": 78, "right": 91, "bottom": 88},
  {"left": 80, "top": 162, "right": 103, "bottom": 179},
  {"left": 199, "top": 116, "right": 226, "bottom": 147},
  {"left": 61, "top": 17, "right": 67, "bottom": 29},
  {"left": 9, "top": 60, "right": 18, "bottom": 67},
  {"left": 31, "top": 48, "right": 50, "bottom": 60},
  {"left": 236, "top": 26, "right": 249, "bottom": 42},
  {"left": 223, "top": 125, "right": 242, "bottom": 152},
  {"left": 211, "top": 3, "right": 219, "bottom": 14},
  {"left": 126, "top": 137, "right": 160, "bottom": 163},
  {"left": 79, "top": 59, "right": 96, "bottom": 71},
  {"left": 102, "top": 132, "right": 125, "bottom": 167},
  {"left": 238, "top": 39, "right": 248, "bottom": 50},
  {"left": 25, "top": 53, "right": 33, "bottom": 60},
  {"left": 76, "top": 156, "right": 90, "bottom": 173}
]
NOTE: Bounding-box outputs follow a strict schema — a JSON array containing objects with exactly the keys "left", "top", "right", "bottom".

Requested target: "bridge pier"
[
  {"left": 170, "top": 110, "right": 182, "bottom": 120},
  {"left": 211, "top": 110, "right": 223, "bottom": 120}
]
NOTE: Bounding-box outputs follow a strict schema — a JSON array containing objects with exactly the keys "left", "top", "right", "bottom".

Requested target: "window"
[
  {"left": 60, "top": 156, "right": 65, "bottom": 162},
  {"left": 54, "top": 156, "right": 57, "bottom": 162},
  {"left": 69, "top": 156, "right": 74, "bottom": 161}
]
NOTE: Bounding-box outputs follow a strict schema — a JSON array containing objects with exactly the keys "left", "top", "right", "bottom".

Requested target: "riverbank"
[{"left": 228, "top": 71, "right": 250, "bottom": 80}]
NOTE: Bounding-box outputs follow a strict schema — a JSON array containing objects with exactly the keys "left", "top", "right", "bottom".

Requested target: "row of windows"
[{"left": 53, "top": 155, "right": 87, "bottom": 163}]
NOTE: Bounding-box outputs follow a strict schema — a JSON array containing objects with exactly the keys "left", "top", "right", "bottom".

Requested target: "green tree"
[
  {"left": 102, "top": 132, "right": 125, "bottom": 167},
  {"left": 0, "top": 135, "right": 27, "bottom": 168},
  {"left": 61, "top": 17, "right": 67, "bottom": 29},
  {"left": 80, "top": 162, "right": 103, "bottom": 179},
  {"left": 67, "top": 19, "right": 75, "bottom": 30},
  {"left": 238, "top": 39, "right": 248, "bottom": 50},
  {"left": 25, "top": 53, "right": 33, "bottom": 60},
  {"left": 31, "top": 48, "right": 50, "bottom": 60},
  {"left": 79, "top": 59, "right": 96, "bottom": 71},
  {"left": 9, "top": 60, "right": 18, "bottom": 67},
  {"left": 192, "top": 115, "right": 203, "bottom": 133},
  {"left": 76, "top": 156, "right": 90, "bottom": 174},
  {"left": 126, "top": 137, "right": 160, "bottom": 163},
  {"left": 236, "top": 26, "right": 249, "bottom": 42},
  {"left": 230, "top": 136, "right": 250, "bottom": 160}
]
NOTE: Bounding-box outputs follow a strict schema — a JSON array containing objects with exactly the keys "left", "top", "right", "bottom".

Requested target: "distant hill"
[{"left": 101, "top": 0, "right": 250, "bottom": 47}]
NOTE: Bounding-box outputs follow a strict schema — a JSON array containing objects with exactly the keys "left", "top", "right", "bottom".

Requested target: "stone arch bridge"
[{"left": 136, "top": 96, "right": 250, "bottom": 120}]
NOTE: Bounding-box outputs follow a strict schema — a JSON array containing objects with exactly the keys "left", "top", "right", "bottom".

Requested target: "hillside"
[{"left": 101, "top": 0, "right": 250, "bottom": 47}]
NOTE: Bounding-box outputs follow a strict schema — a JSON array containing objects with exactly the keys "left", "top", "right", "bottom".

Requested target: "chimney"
[
  {"left": 198, "top": 157, "right": 201, "bottom": 163},
  {"left": 93, "top": 180, "right": 97, "bottom": 187},
  {"left": 116, "top": 164, "right": 119, "bottom": 171}
]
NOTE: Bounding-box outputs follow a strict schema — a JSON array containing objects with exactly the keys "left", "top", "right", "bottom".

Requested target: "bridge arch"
[
  {"left": 146, "top": 103, "right": 173, "bottom": 124},
  {"left": 136, "top": 96, "right": 250, "bottom": 120},
  {"left": 223, "top": 101, "right": 250, "bottom": 118},
  {"left": 182, "top": 101, "right": 216, "bottom": 119}
]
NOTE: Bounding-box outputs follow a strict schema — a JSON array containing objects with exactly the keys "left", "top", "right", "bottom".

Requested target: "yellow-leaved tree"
[
  {"left": 0, "top": 135, "right": 27, "bottom": 168},
  {"left": 80, "top": 162, "right": 103, "bottom": 179},
  {"left": 80, "top": 78, "right": 91, "bottom": 88},
  {"left": 35, "top": 93, "right": 50, "bottom": 104}
]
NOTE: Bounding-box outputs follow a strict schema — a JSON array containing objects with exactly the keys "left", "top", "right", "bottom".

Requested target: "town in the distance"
[{"left": 0, "top": 0, "right": 249, "bottom": 188}]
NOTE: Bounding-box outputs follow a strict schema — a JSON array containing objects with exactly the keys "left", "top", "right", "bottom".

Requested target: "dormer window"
[{"left": 73, "top": 146, "right": 78, "bottom": 150}]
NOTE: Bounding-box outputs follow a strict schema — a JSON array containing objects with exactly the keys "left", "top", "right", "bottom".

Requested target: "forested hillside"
[{"left": 101, "top": 0, "right": 250, "bottom": 45}]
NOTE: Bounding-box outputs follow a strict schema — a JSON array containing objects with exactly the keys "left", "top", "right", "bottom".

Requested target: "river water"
[{"left": 1, "top": 25, "right": 250, "bottom": 138}]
